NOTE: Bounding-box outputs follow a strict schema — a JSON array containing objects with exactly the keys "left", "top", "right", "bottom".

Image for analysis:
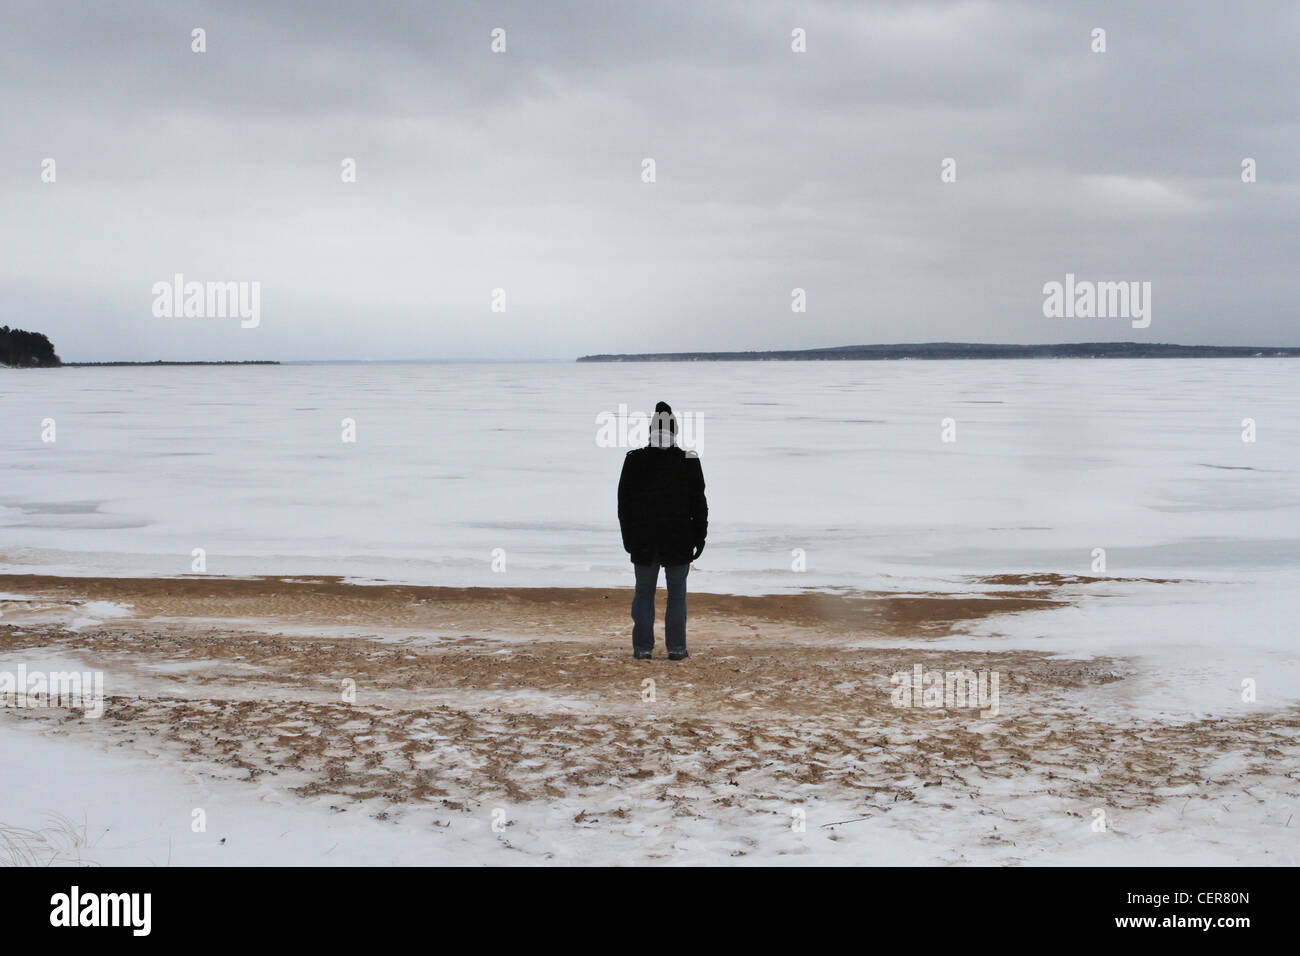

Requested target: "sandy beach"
[{"left": 2, "top": 572, "right": 1295, "bottom": 865}]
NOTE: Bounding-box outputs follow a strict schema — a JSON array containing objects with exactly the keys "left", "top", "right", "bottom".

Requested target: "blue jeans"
[{"left": 632, "top": 563, "right": 689, "bottom": 654}]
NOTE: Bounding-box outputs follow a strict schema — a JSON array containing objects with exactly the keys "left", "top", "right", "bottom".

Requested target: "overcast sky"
[{"left": 3, "top": 0, "right": 1297, "bottom": 361}]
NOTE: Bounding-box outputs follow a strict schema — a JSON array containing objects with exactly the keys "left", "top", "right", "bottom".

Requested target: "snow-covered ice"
[{"left": 1, "top": 359, "right": 1297, "bottom": 865}]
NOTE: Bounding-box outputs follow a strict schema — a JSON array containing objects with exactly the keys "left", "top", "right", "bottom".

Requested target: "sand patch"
[{"left": 3, "top": 573, "right": 1294, "bottom": 864}]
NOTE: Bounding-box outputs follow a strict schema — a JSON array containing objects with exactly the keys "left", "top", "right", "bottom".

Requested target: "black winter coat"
[{"left": 617, "top": 446, "right": 708, "bottom": 566}]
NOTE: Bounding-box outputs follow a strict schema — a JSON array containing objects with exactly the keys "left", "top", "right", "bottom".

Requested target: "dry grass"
[{"left": 0, "top": 813, "right": 98, "bottom": 867}]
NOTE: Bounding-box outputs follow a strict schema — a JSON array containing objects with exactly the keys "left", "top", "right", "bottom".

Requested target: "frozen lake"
[
  {"left": 4, "top": 358, "right": 1300, "bottom": 864},
  {"left": 2, "top": 359, "right": 1298, "bottom": 594}
]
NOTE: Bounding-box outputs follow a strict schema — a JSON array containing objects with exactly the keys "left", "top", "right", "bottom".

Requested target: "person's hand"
[{"left": 691, "top": 542, "right": 705, "bottom": 561}]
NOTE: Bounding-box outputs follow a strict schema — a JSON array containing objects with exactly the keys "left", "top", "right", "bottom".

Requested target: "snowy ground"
[
  {"left": 1, "top": 574, "right": 1295, "bottom": 866},
  {"left": 1, "top": 360, "right": 1296, "bottom": 864}
]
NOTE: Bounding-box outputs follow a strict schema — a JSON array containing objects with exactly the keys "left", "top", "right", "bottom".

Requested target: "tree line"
[{"left": 0, "top": 326, "right": 61, "bottom": 367}]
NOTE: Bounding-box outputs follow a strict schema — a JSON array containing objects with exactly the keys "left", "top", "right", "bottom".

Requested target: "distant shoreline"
[
  {"left": 576, "top": 342, "right": 1300, "bottom": 362},
  {"left": 62, "top": 360, "right": 281, "bottom": 367}
]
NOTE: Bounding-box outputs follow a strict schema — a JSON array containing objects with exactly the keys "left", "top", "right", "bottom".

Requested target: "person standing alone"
[{"left": 617, "top": 401, "right": 708, "bottom": 660}]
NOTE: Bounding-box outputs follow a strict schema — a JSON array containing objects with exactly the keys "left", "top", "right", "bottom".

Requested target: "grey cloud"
[{"left": 2, "top": 0, "right": 1296, "bottom": 361}]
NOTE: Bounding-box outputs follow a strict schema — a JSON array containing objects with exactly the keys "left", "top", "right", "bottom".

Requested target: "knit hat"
[{"left": 649, "top": 401, "right": 677, "bottom": 448}]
